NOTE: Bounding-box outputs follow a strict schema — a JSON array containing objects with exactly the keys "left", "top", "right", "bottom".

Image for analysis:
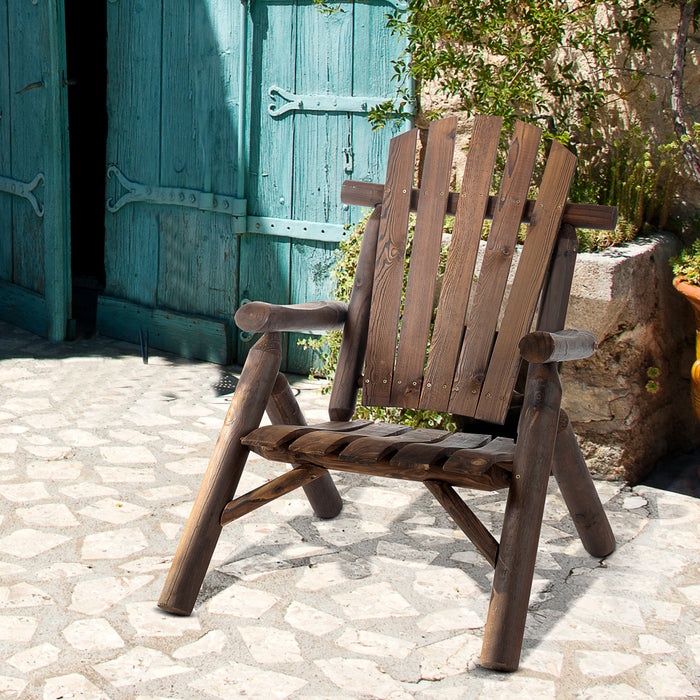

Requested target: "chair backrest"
[{"left": 357, "top": 115, "right": 578, "bottom": 426}]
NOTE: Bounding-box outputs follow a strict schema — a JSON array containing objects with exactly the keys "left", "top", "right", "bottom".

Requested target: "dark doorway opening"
[{"left": 65, "top": 0, "right": 107, "bottom": 335}]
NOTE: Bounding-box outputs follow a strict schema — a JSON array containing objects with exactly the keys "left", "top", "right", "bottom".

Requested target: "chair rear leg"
[
  {"left": 481, "top": 363, "right": 561, "bottom": 672},
  {"left": 158, "top": 333, "right": 282, "bottom": 616},
  {"left": 266, "top": 372, "right": 343, "bottom": 519},
  {"left": 552, "top": 418, "right": 616, "bottom": 557}
]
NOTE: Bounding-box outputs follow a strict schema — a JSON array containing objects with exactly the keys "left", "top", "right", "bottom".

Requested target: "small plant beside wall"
[{"left": 671, "top": 239, "right": 700, "bottom": 419}]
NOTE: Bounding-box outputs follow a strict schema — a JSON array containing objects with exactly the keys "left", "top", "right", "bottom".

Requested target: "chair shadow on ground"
[{"left": 192, "top": 460, "right": 623, "bottom": 668}]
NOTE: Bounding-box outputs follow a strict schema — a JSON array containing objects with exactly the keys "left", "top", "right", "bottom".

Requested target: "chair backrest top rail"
[{"left": 341, "top": 180, "right": 617, "bottom": 231}]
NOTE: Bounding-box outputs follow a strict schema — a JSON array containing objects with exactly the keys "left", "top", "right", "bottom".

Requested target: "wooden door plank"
[
  {"left": 104, "top": 0, "right": 162, "bottom": 306},
  {"left": 8, "top": 0, "right": 47, "bottom": 295},
  {"left": 448, "top": 121, "right": 542, "bottom": 417},
  {"left": 476, "top": 142, "right": 577, "bottom": 423},
  {"left": 287, "top": 3, "right": 354, "bottom": 372},
  {"left": 390, "top": 117, "right": 457, "bottom": 407},
  {"left": 420, "top": 115, "right": 503, "bottom": 411},
  {"left": 239, "top": 0, "right": 296, "bottom": 366},
  {"left": 0, "top": 4, "right": 12, "bottom": 281},
  {"left": 351, "top": 0, "right": 411, "bottom": 185},
  {"left": 362, "top": 127, "right": 419, "bottom": 406},
  {"left": 157, "top": 0, "right": 240, "bottom": 329}
]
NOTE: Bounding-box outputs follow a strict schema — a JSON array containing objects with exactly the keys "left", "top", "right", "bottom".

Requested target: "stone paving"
[{"left": 0, "top": 319, "right": 699, "bottom": 699}]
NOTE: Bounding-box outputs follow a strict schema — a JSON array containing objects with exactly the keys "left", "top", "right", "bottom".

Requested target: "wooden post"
[
  {"left": 266, "top": 372, "right": 343, "bottom": 519},
  {"left": 480, "top": 362, "right": 562, "bottom": 672},
  {"left": 329, "top": 206, "right": 381, "bottom": 420},
  {"left": 552, "top": 421, "right": 616, "bottom": 557},
  {"left": 158, "top": 332, "right": 282, "bottom": 616}
]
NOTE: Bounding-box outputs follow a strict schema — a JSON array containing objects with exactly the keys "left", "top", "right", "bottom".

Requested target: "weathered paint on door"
[
  {"left": 0, "top": 0, "right": 71, "bottom": 341},
  {"left": 99, "top": 0, "right": 409, "bottom": 370},
  {"left": 99, "top": 0, "right": 244, "bottom": 363}
]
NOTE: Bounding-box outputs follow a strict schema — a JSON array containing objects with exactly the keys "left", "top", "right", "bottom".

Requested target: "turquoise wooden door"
[
  {"left": 0, "top": 0, "right": 71, "bottom": 341},
  {"left": 241, "top": 0, "right": 410, "bottom": 372},
  {"left": 99, "top": 0, "right": 408, "bottom": 369},
  {"left": 99, "top": 0, "right": 245, "bottom": 363}
]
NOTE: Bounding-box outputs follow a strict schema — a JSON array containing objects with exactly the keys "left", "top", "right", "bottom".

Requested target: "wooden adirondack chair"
[{"left": 158, "top": 115, "right": 617, "bottom": 672}]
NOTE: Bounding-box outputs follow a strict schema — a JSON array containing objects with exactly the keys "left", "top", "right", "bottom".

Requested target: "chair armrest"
[
  {"left": 234, "top": 301, "right": 348, "bottom": 333},
  {"left": 518, "top": 329, "right": 597, "bottom": 364}
]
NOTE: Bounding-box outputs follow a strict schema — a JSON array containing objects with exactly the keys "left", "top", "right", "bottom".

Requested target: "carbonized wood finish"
[
  {"left": 481, "top": 361, "right": 563, "bottom": 672},
  {"left": 340, "top": 181, "right": 618, "bottom": 231},
  {"left": 474, "top": 140, "right": 577, "bottom": 423},
  {"left": 235, "top": 300, "right": 348, "bottom": 333},
  {"left": 362, "top": 128, "right": 419, "bottom": 406},
  {"left": 536, "top": 223, "right": 579, "bottom": 333},
  {"left": 329, "top": 206, "right": 382, "bottom": 421},
  {"left": 243, "top": 421, "right": 514, "bottom": 490},
  {"left": 158, "top": 332, "right": 282, "bottom": 616},
  {"left": 220, "top": 465, "right": 328, "bottom": 525},
  {"left": 424, "top": 481, "right": 499, "bottom": 567},
  {"left": 552, "top": 422, "right": 616, "bottom": 557},
  {"left": 265, "top": 371, "right": 342, "bottom": 520},
  {"left": 420, "top": 115, "right": 503, "bottom": 411},
  {"left": 518, "top": 329, "right": 598, "bottom": 364},
  {"left": 390, "top": 118, "right": 457, "bottom": 407},
  {"left": 449, "top": 121, "right": 542, "bottom": 417}
]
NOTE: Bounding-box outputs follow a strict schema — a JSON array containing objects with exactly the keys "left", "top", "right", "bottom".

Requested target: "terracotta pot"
[{"left": 673, "top": 277, "right": 700, "bottom": 422}]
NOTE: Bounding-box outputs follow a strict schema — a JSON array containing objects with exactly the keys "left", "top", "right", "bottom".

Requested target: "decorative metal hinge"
[
  {"left": 0, "top": 172, "right": 45, "bottom": 217},
  {"left": 268, "top": 85, "right": 397, "bottom": 118},
  {"left": 106, "top": 166, "right": 247, "bottom": 217}
]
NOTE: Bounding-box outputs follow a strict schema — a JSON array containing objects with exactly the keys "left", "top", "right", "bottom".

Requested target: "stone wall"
[{"left": 562, "top": 234, "right": 700, "bottom": 482}]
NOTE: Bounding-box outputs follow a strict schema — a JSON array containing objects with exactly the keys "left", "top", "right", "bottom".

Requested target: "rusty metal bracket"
[
  {"left": 0, "top": 172, "right": 45, "bottom": 217},
  {"left": 106, "top": 165, "right": 247, "bottom": 218}
]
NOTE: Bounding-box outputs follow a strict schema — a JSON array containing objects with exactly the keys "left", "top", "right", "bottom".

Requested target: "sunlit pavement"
[{"left": 0, "top": 320, "right": 698, "bottom": 699}]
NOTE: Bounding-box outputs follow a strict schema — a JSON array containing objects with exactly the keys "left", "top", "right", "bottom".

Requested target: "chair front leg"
[
  {"left": 158, "top": 332, "right": 282, "bottom": 616},
  {"left": 480, "top": 362, "right": 562, "bottom": 672}
]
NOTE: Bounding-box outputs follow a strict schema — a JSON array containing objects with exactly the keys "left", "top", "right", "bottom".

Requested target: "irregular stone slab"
[
  {"left": 94, "top": 646, "right": 191, "bottom": 688},
  {"left": 189, "top": 661, "right": 306, "bottom": 699}
]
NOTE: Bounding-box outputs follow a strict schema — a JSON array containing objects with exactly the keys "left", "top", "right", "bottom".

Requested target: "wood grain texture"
[
  {"left": 341, "top": 181, "right": 618, "bottom": 231},
  {"left": 159, "top": 332, "right": 282, "bottom": 615},
  {"left": 235, "top": 300, "right": 347, "bottom": 333},
  {"left": 329, "top": 206, "right": 382, "bottom": 421},
  {"left": 0, "top": 1, "right": 11, "bottom": 281},
  {"left": 518, "top": 329, "right": 597, "bottom": 363},
  {"left": 264, "top": 371, "right": 343, "bottom": 520},
  {"left": 425, "top": 480, "right": 499, "bottom": 567},
  {"left": 449, "top": 121, "right": 542, "bottom": 416},
  {"left": 536, "top": 223, "right": 579, "bottom": 333},
  {"left": 552, "top": 422, "right": 616, "bottom": 557},
  {"left": 475, "top": 141, "right": 577, "bottom": 424},
  {"left": 220, "top": 466, "right": 328, "bottom": 525},
  {"left": 104, "top": 0, "right": 162, "bottom": 306},
  {"left": 481, "top": 362, "right": 562, "bottom": 671},
  {"left": 96, "top": 295, "right": 230, "bottom": 364},
  {"left": 420, "top": 115, "right": 502, "bottom": 411},
  {"left": 362, "top": 128, "right": 419, "bottom": 406},
  {"left": 390, "top": 117, "right": 457, "bottom": 407}
]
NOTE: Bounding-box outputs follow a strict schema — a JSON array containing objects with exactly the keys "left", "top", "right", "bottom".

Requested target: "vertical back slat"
[
  {"left": 419, "top": 115, "right": 503, "bottom": 411},
  {"left": 390, "top": 118, "right": 457, "bottom": 407},
  {"left": 448, "top": 121, "right": 542, "bottom": 416},
  {"left": 362, "top": 128, "right": 419, "bottom": 406},
  {"left": 475, "top": 142, "right": 578, "bottom": 423}
]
